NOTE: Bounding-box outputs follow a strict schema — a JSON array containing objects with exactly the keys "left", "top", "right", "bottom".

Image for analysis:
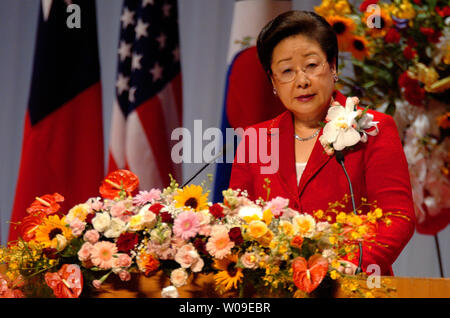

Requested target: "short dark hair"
[{"left": 256, "top": 10, "right": 338, "bottom": 75}]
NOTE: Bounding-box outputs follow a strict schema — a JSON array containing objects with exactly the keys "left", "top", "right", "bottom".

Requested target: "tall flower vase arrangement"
[{"left": 315, "top": 0, "right": 449, "bottom": 275}]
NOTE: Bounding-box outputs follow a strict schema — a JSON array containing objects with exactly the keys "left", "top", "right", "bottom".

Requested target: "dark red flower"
[
  {"left": 384, "top": 28, "right": 401, "bottom": 43},
  {"left": 435, "top": 6, "right": 450, "bottom": 17},
  {"left": 420, "top": 27, "right": 442, "bottom": 43},
  {"left": 193, "top": 238, "right": 208, "bottom": 255},
  {"left": 42, "top": 248, "right": 58, "bottom": 259},
  {"left": 404, "top": 86, "right": 426, "bottom": 106},
  {"left": 359, "top": 0, "right": 379, "bottom": 12},
  {"left": 412, "top": 0, "right": 421, "bottom": 5},
  {"left": 148, "top": 203, "right": 164, "bottom": 215},
  {"left": 403, "top": 46, "right": 417, "bottom": 60},
  {"left": 209, "top": 203, "right": 225, "bottom": 219},
  {"left": 406, "top": 37, "right": 417, "bottom": 48},
  {"left": 160, "top": 212, "right": 173, "bottom": 224},
  {"left": 85, "top": 213, "right": 95, "bottom": 225},
  {"left": 116, "top": 232, "right": 139, "bottom": 254},
  {"left": 228, "top": 227, "right": 243, "bottom": 245},
  {"left": 398, "top": 71, "right": 416, "bottom": 89}
]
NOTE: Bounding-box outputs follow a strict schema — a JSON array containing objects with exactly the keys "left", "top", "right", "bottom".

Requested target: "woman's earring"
[
  {"left": 273, "top": 87, "right": 277, "bottom": 95},
  {"left": 333, "top": 74, "right": 339, "bottom": 82}
]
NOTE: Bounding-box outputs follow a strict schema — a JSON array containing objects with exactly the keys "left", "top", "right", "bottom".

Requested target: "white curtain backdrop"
[{"left": 0, "top": 0, "right": 448, "bottom": 278}]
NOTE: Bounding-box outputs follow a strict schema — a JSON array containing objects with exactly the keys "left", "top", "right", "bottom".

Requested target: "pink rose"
[
  {"left": 83, "top": 229, "right": 100, "bottom": 244},
  {"left": 78, "top": 242, "right": 93, "bottom": 262},
  {"left": 118, "top": 270, "right": 131, "bottom": 282},
  {"left": 170, "top": 268, "right": 188, "bottom": 287}
]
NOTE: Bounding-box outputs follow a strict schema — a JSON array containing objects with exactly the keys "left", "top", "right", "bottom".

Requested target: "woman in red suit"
[{"left": 229, "top": 11, "right": 415, "bottom": 276}]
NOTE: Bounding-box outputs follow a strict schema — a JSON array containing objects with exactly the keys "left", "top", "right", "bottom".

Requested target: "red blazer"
[{"left": 229, "top": 92, "right": 416, "bottom": 275}]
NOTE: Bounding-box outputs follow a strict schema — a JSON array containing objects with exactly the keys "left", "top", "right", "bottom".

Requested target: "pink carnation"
[
  {"left": 83, "top": 229, "right": 100, "bottom": 244},
  {"left": 69, "top": 218, "right": 86, "bottom": 237},
  {"left": 110, "top": 200, "right": 133, "bottom": 222},
  {"left": 90, "top": 241, "right": 118, "bottom": 270},
  {"left": 78, "top": 242, "right": 93, "bottom": 262},
  {"left": 118, "top": 270, "right": 131, "bottom": 282},
  {"left": 133, "top": 189, "right": 162, "bottom": 206},
  {"left": 113, "top": 253, "right": 132, "bottom": 268},
  {"left": 174, "top": 243, "right": 204, "bottom": 272},
  {"left": 264, "top": 196, "right": 289, "bottom": 217},
  {"left": 173, "top": 211, "right": 200, "bottom": 240}
]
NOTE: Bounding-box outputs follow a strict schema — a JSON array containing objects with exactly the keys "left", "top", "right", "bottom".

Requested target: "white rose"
[
  {"left": 292, "top": 214, "right": 316, "bottom": 238},
  {"left": 170, "top": 268, "right": 188, "bottom": 288},
  {"left": 161, "top": 285, "right": 179, "bottom": 298},
  {"left": 104, "top": 217, "right": 126, "bottom": 238},
  {"left": 92, "top": 212, "right": 111, "bottom": 233}
]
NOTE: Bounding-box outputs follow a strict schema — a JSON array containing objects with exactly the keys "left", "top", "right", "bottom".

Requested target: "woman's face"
[{"left": 270, "top": 34, "right": 336, "bottom": 123}]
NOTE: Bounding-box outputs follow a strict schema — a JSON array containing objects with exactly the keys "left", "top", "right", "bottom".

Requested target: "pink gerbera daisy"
[
  {"left": 90, "top": 241, "right": 118, "bottom": 269},
  {"left": 173, "top": 211, "right": 200, "bottom": 240},
  {"left": 206, "top": 232, "right": 234, "bottom": 259},
  {"left": 133, "top": 189, "right": 162, "bottom": 206}
]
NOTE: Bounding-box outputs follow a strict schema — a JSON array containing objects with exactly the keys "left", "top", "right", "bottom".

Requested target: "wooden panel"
[{"left": 93, "top": 272, "right": 450, "bottom": 298}]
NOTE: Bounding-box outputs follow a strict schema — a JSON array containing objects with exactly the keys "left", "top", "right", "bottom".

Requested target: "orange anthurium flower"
[
  {"left": 292, "top": 254, "right": 329, "bottom": 293},
  {"left": 99, "top": 169, "right": 139, "bottom": 200},
  {"left": 44, "top": 264, "right": 83, "bottom": 298},
  {"left": 19, "top": 214, "right": 44, "bottom": 241},
  {"left": 26, "top": 193, "right": 64, "bottom": 216}
]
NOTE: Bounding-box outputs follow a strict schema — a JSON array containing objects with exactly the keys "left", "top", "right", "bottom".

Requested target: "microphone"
[
  {"left": 181, "top": 144, "right": 231, "bottom": 188},
  {"left": 335, "top": 150, "right": 363, "bottom": 275}
]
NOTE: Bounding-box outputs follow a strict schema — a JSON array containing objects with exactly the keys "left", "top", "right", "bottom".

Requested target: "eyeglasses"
[{"left": 272, "top": 61, "right": 327, "bottom": 84}]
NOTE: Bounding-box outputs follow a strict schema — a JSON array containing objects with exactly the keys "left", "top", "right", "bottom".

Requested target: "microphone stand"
[
  {"left": 181, "top": 144, "right": 229, "bottom": 188},
  {"left": 335, "top": 151, "right": 363, "bottom": 275}
]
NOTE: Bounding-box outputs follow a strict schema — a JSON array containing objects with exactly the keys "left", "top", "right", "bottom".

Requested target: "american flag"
[{"left": 108, "top": 0, "right": 183, "bottom": 191}]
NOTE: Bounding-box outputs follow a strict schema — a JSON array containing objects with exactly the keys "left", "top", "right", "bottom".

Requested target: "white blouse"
[{"left": 295, "top": 162, "right": 307, "bottom": 186}]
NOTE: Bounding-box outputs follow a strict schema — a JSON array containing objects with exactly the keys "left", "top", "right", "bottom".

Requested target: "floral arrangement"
[
  {"left": 1, "top": 169, "right": 399, "bottom": 298},
  {"left": 319, "top": 96, "right": 379, "bottom": 155},
  {"left": 315, "top": 0, "right": 450, "bottom": 233}
]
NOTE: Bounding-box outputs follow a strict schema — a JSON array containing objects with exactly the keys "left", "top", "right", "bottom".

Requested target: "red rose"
[
  {"left": 160, "top": 212, "right": 173, "bottom": 223},
  {"left": 149, "top": 203, "right": 164, "bottom": 215},
  {"left": 412, "top": 0, "right": 421, "bottom": 5},
  {"left": 384, "top": 28, "right": 401, "bottom": 43},
  {"left": 116, "top": 232, "right": 139, "bottom": 254},
  {"left": 403, "top": 46, "right": 417, "bottom": 60},
  {"left": 359, "top": 0, "right": 379, "bottom": 12},
  {"left": 228, "top": 227, "right": 243, "bottom": 245},
  {"left": 209, "top": 203, "right": 225, "bottom": 218}
]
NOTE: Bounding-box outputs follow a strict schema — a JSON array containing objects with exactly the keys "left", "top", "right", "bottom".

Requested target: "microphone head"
[{"left": 335, "top": 151, "right": 345, "bottom": 164}]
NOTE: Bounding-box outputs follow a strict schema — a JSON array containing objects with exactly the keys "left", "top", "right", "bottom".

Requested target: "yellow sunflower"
[
  {"left": 34, "top": 215, "right": 73, "bottom": 249},
  {"left": 214, "top": 253, "right": 243, "bottom": 291},
  {"left": 173, "top": 184, "right": 209, "bottom": 211},
  {"left": 348, "top": 35, "right": 371, "bottom": 61},
  {"left": 326, "top": 16, "right": 356, "bottom": 51},
  {"left": 363, "top": 8, "right": 393, "bottom": 38}
]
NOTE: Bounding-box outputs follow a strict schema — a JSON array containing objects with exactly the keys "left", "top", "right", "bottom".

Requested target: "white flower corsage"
[{"left": 319, "top": 96, "right": 379, "bottom": 156}]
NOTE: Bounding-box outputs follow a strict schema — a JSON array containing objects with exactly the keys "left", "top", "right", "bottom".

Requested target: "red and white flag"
[
  {"left": 108, "top": 0, "right": 183, "bottom": 190},
  {"left": 8, "top": 0, "right": 104, "bottom": 242}
]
